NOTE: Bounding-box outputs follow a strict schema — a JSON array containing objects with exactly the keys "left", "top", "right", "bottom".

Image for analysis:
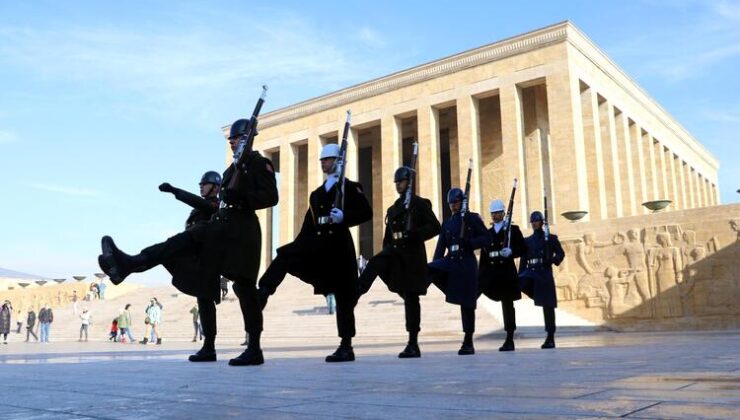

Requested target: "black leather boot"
[
  {"left": 499, "top": 331, "right": 515, "bottom": 352},
  {"left": 188, "top": 347, "right": 216, "bottom": 362},
  {"left": 398, "top": 343, "right": 421, "bottom": 358},
  {"left": 228, "top": 347, "right": 264, "bottom": 366},
  {"left": 325, "top": 345, "right": 355, "bottom": 362},
  {"left": 458, "top": 333, "right": 475, "bottom": 355},
  {"left": 541, "top": 333, "right": 555, "bottom": 349},
  {"left": 99, "top": 236, "right": 149, "bottom": 285}
]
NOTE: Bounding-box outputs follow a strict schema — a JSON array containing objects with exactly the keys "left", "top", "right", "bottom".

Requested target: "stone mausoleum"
[{"left": 226, "top": 21, "right": 739, "bottom": 331}]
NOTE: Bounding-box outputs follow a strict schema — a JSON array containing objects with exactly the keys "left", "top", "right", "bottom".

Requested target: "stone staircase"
[{"left": 26, "top": 276, "right": 508, "bottom": 345}]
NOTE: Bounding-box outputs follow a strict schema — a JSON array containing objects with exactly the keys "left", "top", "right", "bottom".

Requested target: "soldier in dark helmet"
[
  {"left": 427, "top": 187, "right": 489, "bottom": 355},
  {"left": 97, "top": 118, "right": 278, "bottom": 365},
  {"left": 357, "top": 166, "right": 440, "bottom": 358},
  {"left": 158, "top": 170, "right": 222, "bottom": 229},
  {"left": 478, "top": 199, "right": 526, "bottom": 352},
  {"left": 257, "top": 143, "right": 372, "bottom": 363},
  {"left": 519, "top": 210, "right": 565, "bottom": 349}
]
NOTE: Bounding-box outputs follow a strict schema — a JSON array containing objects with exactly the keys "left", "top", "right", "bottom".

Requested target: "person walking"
[
  {"left": 0, "top": 300, "right": 12, "bottom": 344},
  {"left": 25, "top": 308, "right": 38, "bottom": 342},
  {"left": 140, "top": 298, "right": 162, "bottom": 345},
  {"left": 78, "top": 308, "right": 91, "bottom": 342},
  {"left": 38, "top": 304, "right": 53, "bottom": 343}
]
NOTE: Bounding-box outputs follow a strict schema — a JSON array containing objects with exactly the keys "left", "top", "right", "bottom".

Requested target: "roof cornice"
[{"left": 255, "top": 21, "right": 570, "bottom": 129}]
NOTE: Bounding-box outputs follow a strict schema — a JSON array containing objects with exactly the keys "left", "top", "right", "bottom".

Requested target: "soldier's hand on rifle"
[
  {"left": 158, "top": 182, "right": 174, "bottom": 193},
  {"left": 500, "top": 247, "right": 512, "bottom": 258},
  {"left": 329, "top": 208, "right": 344, "bottom": 224},
  {"left": 222, "top": 189, "right": 239, "bottom": 205}
]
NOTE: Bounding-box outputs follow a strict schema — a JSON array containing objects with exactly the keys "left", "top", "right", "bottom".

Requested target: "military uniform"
[
  {"left": 428, "top": 208, "right": 489, "bottom": 353},
  {"left": 358, "top": 193, "right": 440, "bottom": 356},
  {"left": 99, "top": 151, "right": 278, "bottom": 361},
  {"left": 258, "top": 176, "right": 372, "bottom": 352},
  {"left": 519, "top": 225, "right": 565, "bottom": 346},
  {"left": 478, "top": 222, "right": 526, "bottom": 340}
]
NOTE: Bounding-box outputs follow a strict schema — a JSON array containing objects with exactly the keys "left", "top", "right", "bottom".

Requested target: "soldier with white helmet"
[
  {"left": 478, "top": 198, "right": 526, "bottom": 351},
  {"left": 258, "top": 142, "right": 372, "bottom": 363}
]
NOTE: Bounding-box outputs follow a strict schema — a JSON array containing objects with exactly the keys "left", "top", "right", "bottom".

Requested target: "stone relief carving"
[{"left": 552, "top": 215, "right": 740, "bottom": 327}]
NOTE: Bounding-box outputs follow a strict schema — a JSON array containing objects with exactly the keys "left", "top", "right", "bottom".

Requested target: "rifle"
[
  {"left": 457, "top": 158, "right": 473, "bottom": 243},
  {"left": 403, "top": 142, "right": 419, "bottom": 232},
  {"left": 504, "top": 178, "right": 518, "bottom": 248},
  {"left": 543, "top": 192, "right": 551, "bottom": 264},
  {"left": 332, "top": 110, "right": 352, "bottom": 212},
  {"left": 225, "top": 85, "right": 268, "bottom": 194}
]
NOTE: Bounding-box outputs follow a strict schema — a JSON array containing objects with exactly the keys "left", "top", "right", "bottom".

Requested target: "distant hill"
[{"left": 0, "top": 267, "right": 47, "bottom": 280}]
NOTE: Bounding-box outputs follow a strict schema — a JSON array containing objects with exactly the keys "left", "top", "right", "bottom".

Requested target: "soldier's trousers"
[
  {"left": 260, "top": 254, "right": 356, "bottom": 338},
  {"left": 359, "top": 255, "right": 421, "bottom": 333},
  {"left": 141, "top": 232, "right": 264, "bottom": 336},
  {"left": 430, "top": 270, "right": 475, "bottom": 334},
  {"left": 543, "top": 306, "right": 556, "bottom": 333},
  {"left": 501, "top": 299, "right": 516, "bottom": 332}
]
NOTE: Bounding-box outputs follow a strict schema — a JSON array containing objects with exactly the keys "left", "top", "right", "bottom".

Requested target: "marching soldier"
[
  {"left": 478, "top": 199, "right": 526, "bottom": 351},
  {"left": 257, "top": 143, "right": 372, "bottom": 362},
  {"left": 428, "top": 188, "right": 489, "bottom": 355},
  {"left": 357, "top": 166, "right": 440, "bottom": 358},
  {"left": 519, "top": 210, "right": 566, "bottom": 349},
  {"left": 98, "top": 119, "right": 279, "bottom": 365},
  {"left": 158, "top": 171, "right": 221, "bottom": 359}
]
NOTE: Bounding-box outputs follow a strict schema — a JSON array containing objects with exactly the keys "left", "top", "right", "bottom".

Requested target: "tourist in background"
[
  {"left": 78, "top": 308, "right": 91, "bottom": 342},
  {"left": 121, "top": 304, "right": 135, "bottom": 343},
  {"left": 15, "top": 309, "right": 23, "bottom": 333},
  {"left": 25, "top": 308, "right": 38, "bottom": 342},
  {"left": 38, "top": 304, "right": 53, "bottom": 343},
  {"left": 0, "top": 300, "right": 12, "bottom": 344},
  {"left": 117, "top": 308, "right": 131, "bottom": 343},
  {"left": 140, "top": 298, "right": 162, "bottom": 345}
]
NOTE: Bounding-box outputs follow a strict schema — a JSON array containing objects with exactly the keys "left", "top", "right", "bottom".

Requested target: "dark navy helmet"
[
  {"left": 200, "top": 171, "right": 222, "bottom": 186},
  {"left": 228, "top": 119, "right": 258, "bottom": 139},
  {"left": 530, "top": 211, "right": 544, "bottom": 222},
  {"left": 394, "top": 166, "right": 412, "bottom": 182},
  {"left": 447, "top": 187, "right": 464, "bottom": 204}
]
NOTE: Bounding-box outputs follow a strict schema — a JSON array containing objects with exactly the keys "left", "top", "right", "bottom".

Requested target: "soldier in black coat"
[
  {"left": 519, "top": 210, "right": 566, "bottom": 349},
  {"left": 98, "top": 119, "right": 279, "bottom": 366},
  {"left": 258, "top": 143, "right": 372, "bottom": 363},
  {"left": 157, "top": 170, "right": 222, "bottom": 362},
  {"left": 428, "top": 188, "right": 490, "bottom": 355},
  {"left": 357, "top": 166, "right": 440, "bottom": 358},
  {"left": 478, "top": 199, "right": 526, "bottom": 351}
]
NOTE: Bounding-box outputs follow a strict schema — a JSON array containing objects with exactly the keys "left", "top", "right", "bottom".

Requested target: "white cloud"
[
  {"left": 29, "top": 183, "right": 100, "bottom": 197},
  {"left": 714, "top": 0, "right": 740, "bottom": 20},
  {"left": 356, "top": 27, "right": 385, "bottom": 48},
  {"left": 0, "top": 11, "right": 385, "bottom": 121},
  {"left": 0, "top": 130, "right": 18, "bottom": 144}
]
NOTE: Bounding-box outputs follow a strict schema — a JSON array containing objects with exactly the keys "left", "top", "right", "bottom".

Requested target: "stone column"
[
  {"left": 632, "top": 123, "right": 648, "bottom": 213},
  {"left": 580, "top": 86, "right": 607, "bottom": 220},
  {"left": 500, "top": 84, "right": 528, "bottom": 225},
  {"left": 646, "top": 134, "right": 659, "bottom": 200},
  {"left": 606, "top": 103, "right": 623, "bottom": 217},
  {"left": 620, "top": 114, "right": 637, "bottom": 215},
  {"left": 381, "top": 113, "right": 402, "bottom": 212},
  {"left": 678, "top": 159, "right": 688, "bottom": 210},
  {"left": 655, "top": 141, "right": 668, "bottom": 200},
  {"left": 346, "top": 124, "right": 360, "bottom": 251},
  {"left": 279, "top": 142, "right": 296, "bottom": 243},
  {"left": 418, "top": 104, "right": 442, "bottom": 218},
  {"left": 668, "top": 152, "right": 680, "bottom": 210},
  {"left": 307, "top": 131, "right": 323, "bottom": 193},
  {"left": 456, "top": 94, "right": 483, "bottom": 215}
]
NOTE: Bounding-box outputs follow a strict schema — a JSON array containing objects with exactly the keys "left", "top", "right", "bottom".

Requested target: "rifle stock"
[
  {"left": 332, "top": 110, "right": 352, "bottom": 211},
  {"left": 504, "top": 178, "right": 518, "bottom": 248}
]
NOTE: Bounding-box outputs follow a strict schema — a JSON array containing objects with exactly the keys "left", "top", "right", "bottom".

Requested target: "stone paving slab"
[{"left": 0, "top": 331, "right": 738, "bottom": 419}]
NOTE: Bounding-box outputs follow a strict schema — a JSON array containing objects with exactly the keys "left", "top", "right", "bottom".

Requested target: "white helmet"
[
  {"left": 489, "top": 199, "right": 505, "bottom": 213},
  {"left": 320, "top": 143, "right": 341, "bottom": 160}
]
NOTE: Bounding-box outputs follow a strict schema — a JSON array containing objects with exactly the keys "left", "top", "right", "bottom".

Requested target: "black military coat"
[
  {"left": 518, "top": 229, "right": 565, "bottom": 308},
  {"left": 166, "top": 187, "right": 219, "bottom": 228},
  {"left": 168, "top": 151, "right": 278, "bottom": 301},
  {"left": 372, "top": 194, "right": 440, "bottom": 295},
  {"left": 275, "top": 178, "right": 372, "bottom": 295},
  {"left": 428, "top": 212, "right": 490, "bottom": 308},
  {"left": 478, "top": 223, "right": 526, "bottom": 301}
]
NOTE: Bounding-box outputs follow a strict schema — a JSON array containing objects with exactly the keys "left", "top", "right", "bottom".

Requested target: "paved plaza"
[{"left": 0, "top": 330, "right": 738, "bottom": 419}]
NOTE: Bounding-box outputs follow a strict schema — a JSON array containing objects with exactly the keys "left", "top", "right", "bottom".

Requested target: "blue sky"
[{"left": 1, "top": 0, "right": 738, "bottom": 284}]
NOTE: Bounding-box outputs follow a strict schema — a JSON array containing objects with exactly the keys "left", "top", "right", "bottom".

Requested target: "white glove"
[
  {"left": 500, "top": 247, "right": 512, "bottom": 258},
  {"left": 329, "top": 208, "right": 344, "bottom": 224}
]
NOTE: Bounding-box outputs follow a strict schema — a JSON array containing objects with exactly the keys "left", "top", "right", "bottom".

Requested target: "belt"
[
  {"left": 450, "top": 244, "right": 460, "bottom": 253},
  {"left": 317, "top": 216, "right": 332, "bottom": 225},
  {"left": 488, "top": 251, "right": 501, "bottom": 258},
  {"left": 392, "top": 232, "right": 405, "bottom": 240},
  {"left": 527, "top": 258, "right": 543, "bottom": 265}
]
